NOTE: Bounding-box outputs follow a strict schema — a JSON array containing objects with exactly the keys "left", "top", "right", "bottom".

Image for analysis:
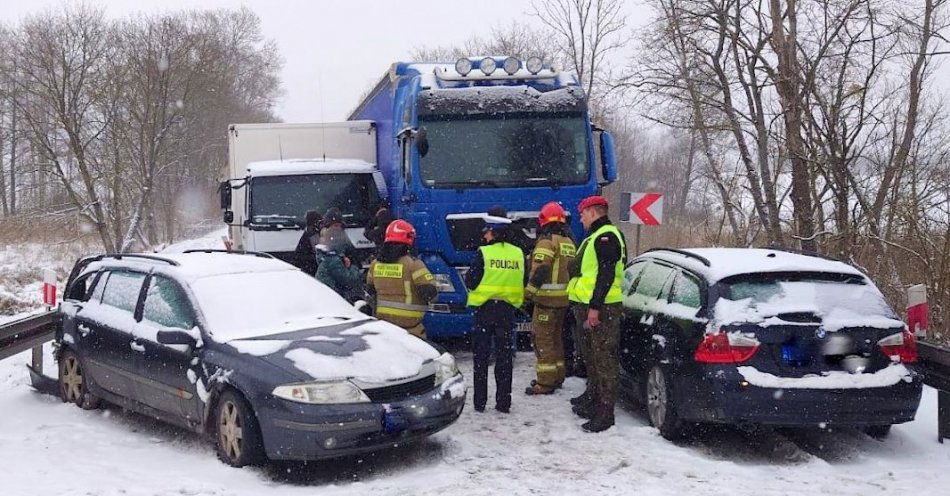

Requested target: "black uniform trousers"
[{"left": 472, "top": 300, "right": 518, "bottom": 410}]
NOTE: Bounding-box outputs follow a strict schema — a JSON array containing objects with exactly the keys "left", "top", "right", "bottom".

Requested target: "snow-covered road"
[{"left": 0, "top": 343, "right": 947, "bottom": 496}]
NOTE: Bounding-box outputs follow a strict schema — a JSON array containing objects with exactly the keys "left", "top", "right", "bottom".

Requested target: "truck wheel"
[
  {"left": 864, "top": 425, "right": 892, "bottom": 438},
  {"left": 58, "top": 350, "right": 100, "bottom": 410},
  {"left": 215, "top": 389, "right": 265, "bottom": 467},
  {"left": 646, "top": 365, "right": 684, "bottom": 440}
]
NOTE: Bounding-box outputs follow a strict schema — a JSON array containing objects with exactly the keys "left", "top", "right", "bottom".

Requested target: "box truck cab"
[
  {"left": 220, "top": 122, "right": 387, "bottom": 264},
  {"left": 349, "top": 56, "right": 617, "bottom": 338}
]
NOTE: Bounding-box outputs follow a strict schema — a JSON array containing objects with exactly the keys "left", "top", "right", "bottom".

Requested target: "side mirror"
[
  {"left": 223, "top": 210, "right": 234, "bottom": 224},
  {"left": 415, "top": 126, "right": 429, "bottom": 158},
  {"left": 219, "top": 181, "right": 232, "bottom": 209},
  {"left": 157, "top": 329, "right": 197, "bottom": 347},
  {"left": 598, "top": 130, "right": 618, "bottom": 184}
]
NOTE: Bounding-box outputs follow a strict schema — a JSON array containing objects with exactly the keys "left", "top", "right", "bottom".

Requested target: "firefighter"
[
  {"left": 524, "top": 202, "right": 576, "bottom": 395},
  {"left": 465, "top": 206, "right": 526, "bottom": 413},
  {"left": 366, "top": 220, "right": 437, "bottom": 338},
  {"left": 567, "top": 195, "right": 627, "bottom": 432}
]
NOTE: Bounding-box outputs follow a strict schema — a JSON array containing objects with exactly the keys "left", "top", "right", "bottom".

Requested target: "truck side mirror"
[
  {"left": 219, "top": 181, "right": 232, "bottom": 209},
  {"left": 598, "top": 130, "right": 618, "bottom": 184},
  {"left": 415, "top": 127, "right": 429, "bottom": 158},
  {"left": 223, "top": 210, "right": 234, "bottom": 224}
]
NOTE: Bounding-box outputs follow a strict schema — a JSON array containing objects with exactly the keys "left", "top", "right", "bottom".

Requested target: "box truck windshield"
[
  {"left": 248, "top": 173, "right": 381, "bottom": 227},
  {"left": 418, "top": 113, "right": 590, "bottom": 188}
]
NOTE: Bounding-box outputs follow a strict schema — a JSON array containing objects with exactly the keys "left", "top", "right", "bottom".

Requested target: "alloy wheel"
[
  {"left": 647, "top": 367, "right": 668, "bottom": 428},
  {"left": 60, "top": 355, "right": 84, "bottom": 403},
  {"left": 218, "top": 401, "right": 244, "bottom": 462}
]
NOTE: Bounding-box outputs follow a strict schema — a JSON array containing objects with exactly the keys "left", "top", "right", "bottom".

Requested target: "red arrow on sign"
[{"left": 631, "top": 193, "right": 662, "bottom": 225}]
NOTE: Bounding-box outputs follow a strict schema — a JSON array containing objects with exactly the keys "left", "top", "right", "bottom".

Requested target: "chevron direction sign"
[{"left": 621, "top": 192, "right": 663, "bottom": 226}]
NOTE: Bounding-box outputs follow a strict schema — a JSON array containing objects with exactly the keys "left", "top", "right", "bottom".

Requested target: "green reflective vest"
[
  {"left": 467, "top": 242, "right": 525, "bottom": 308},
  {"left": 567, "top": 223, "right": 626, "bottom": 305}
]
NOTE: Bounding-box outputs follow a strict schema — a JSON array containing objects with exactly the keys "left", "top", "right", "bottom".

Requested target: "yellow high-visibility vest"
[
  {"left": 467, "top": 242, "right": 525, "bottom": 308},
  {"left": 567, "top": 223, "right": 626, "bottom": 304}
]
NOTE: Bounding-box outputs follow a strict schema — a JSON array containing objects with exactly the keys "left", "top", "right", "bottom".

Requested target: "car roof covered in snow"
[
  {"left": 245, "top": 158, "right": 376, "bottom": 177},
  {"left": 82, "top": 252, "right": 297, "bottom": 283},
  {"left": 638, "top": 248, "right": 866, "bottom": 283}
]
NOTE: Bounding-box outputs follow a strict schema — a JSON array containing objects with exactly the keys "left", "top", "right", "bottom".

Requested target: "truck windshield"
[
  {"left": 418, "top": 114, "right": 590, "bottom": 188},
  {"left": 248, "top": 173, "right": 380, "bottom": 227}
]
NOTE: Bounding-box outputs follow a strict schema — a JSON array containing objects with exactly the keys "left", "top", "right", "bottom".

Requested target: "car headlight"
[
  {"left": 272, "top": 381, "right": 370, "bottom": 404},
  {"left": 433, "top": 273, "right": 456, "bottom": 293},
  {"left": 435, "top": 352, "right": 459, "bottom": 383}
]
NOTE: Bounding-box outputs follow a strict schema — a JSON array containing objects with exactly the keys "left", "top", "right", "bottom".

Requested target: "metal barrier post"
[{"left": 940, "top": 390, "right": 949, "bottom": 444}]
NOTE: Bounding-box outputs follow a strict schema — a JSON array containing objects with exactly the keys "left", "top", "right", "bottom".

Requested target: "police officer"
[
  {"left": 366, "top": 220, "right": 437, "bottom": 338},
  {"left": 465, "top": 207, "right": 526, "bottom": 413},
  {"left": 567, "top": 195, "right": 627, "bottom": 432},
  {"left": 524, "top": 202, "right": 576, "bottom": 395}
]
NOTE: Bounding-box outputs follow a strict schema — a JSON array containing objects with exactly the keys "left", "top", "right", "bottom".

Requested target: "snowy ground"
[
  {"left": 1, "top": 227, "right": 949, "bottom": 495},
  {"left": 0, "top": 344, "right": 947, "bottom": 496}
]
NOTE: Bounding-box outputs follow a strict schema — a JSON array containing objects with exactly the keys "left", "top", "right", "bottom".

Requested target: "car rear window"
[
  {"left": 671, "top": 272, "right": 702, "bottom": 309},
  {"left": 717, "top": 272, "right": 901, "bottom": 329},
  {"left": 634, "top": 263, "right": 675, "bottom": 299},
  {"left": 101, "top": 271, "right": 147, "bottom": 313}
]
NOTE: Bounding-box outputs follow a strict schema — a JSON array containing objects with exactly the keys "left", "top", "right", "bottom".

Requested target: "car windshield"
[
  {"left": 189, "top": 270, "right": 365, "bottom": 341},
  {"left": 418, "top": 113, "right": 590, "bottom": 188},
  {"left": 248, "top": 173, "right": 381, "bottom": 227},
  {"left": 717, "top": 272, "right": 900, "bottom": 327}
]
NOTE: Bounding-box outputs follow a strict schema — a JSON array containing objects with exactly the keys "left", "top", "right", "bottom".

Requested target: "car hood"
[{"left": 221, "top": 318, "right": 441, "bottom": 384}]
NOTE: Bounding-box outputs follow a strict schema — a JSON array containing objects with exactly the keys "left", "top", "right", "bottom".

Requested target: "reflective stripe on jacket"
[
  {"left": 526, "top": 234, "right": 576, "bottom": 308},
  {"left": 367, "top": 255, "right": 435, "bottom": 328}
]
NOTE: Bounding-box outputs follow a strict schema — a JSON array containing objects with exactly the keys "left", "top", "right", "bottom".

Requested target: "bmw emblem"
[{"left": 815, "top": 328, "right": 827, "bottom": 339}]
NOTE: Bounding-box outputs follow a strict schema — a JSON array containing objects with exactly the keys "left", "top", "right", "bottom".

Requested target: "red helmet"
[
  {"left": 577, "top": 195, "right": 609, "bottom": 213},
  {"left": 384, "top": 219, "right": 416, "bottom": 245},
  {"left": 539, "top": 202, "right": 567, "bottom": 227}
]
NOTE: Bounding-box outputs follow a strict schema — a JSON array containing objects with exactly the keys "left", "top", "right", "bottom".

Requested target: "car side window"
[
  {"left": 671, "top": 272, "right": 702, "bottom": 309},
  {"left": 89, "top": 272, "right": 109, "bottom": 303},
  {"left": 142, "top": 276, "right": 195, "bottom": 330},
  {"left": 622, "top": 261, "right": 648, "bottom": 296},
  {"left": 634, "top": 263, "right": 675, "bottom": 299},
  {"left": 101, "top": 271, "right": 147, "bottom": 313},
  {"left": 65, "top": 272, "right": 100, "bottom": 302}
]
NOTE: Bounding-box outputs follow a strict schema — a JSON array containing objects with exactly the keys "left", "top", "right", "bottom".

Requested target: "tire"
[
  {"left": 645, "top": 364, "right": 685, "bottom": 440},
  {"left": 214, "top": 389, "right": 266, "bottom": 467},
  {"left": 864, "top": 425, "right": 892, "bottom": 438},
  {"left": 58, "top": 350, "right": 101, "bottom": 410}
]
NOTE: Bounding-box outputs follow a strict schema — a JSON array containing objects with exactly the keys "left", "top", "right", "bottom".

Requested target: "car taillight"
[
  {"left": 878, "top": 331, "right": 918, "bottom": 363},
  {"left": 694, "top": 331, "right": 760, "bottom": 364}
]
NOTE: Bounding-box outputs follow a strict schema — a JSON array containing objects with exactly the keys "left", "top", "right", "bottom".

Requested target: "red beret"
[{"left": 577, "top": 195, "right": 609, "bottom": 212}]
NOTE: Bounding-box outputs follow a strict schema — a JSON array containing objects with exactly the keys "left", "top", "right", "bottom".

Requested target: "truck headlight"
[
  {"left": 435, "top": 352, "right": 459, "bottom": 383},
  {"left": 433, "top": 273, "right": 456, "bottom": 293},
  {"left": 272, "top": 381, "right": 370, "bottom": 404}
]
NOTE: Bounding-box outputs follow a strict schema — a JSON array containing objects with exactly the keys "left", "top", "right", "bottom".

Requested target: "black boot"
[
  {"left": 572, "top": 403, "right": 595, "bottom": 419},
  {"left": 570, "top": 389, "right": 592, "bottom": 406},
  {"left": 582, "top": 404, "right": 615, "bottom": 433}
]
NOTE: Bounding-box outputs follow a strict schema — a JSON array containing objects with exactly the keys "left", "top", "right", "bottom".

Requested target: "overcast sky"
[{"left": 4, "top": 0, "right": 647, "bottom": 122}]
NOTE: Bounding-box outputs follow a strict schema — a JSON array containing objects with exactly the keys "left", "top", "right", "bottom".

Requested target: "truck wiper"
[
  {"left": 526, "top": 177, "right": 564, "bottom": 187},
  {"left": 438, "top": 180, "right": 501, "bottom": 190}
]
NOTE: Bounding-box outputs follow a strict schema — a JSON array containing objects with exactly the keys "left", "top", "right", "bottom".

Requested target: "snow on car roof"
[
  {"left": 83, "top": 252, "right": 297, "bottom": 283},
  {"left": 245, "top": 158, "right": 376, "bottom": 177},
  {"left": 640, "top": 248, "right": 866, "bottom": 283}
]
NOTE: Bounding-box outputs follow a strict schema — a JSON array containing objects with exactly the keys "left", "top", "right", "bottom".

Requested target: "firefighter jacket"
[
  {"left": 526, "top": 233, "right": 576, "bottom": 308},
  {"left": 367, "top": 254, "right": 437, "bottom": 329}
]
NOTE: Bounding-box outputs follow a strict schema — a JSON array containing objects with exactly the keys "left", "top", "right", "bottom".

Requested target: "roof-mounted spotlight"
[
  {"left": 455, "top": 58, "right": 473, "bottom": 77},
  {"left": 525, "top": 56, "right": 544, "bottom": 75},
  {"left": 479, "top": 57, "right": 497, "bottom": 75},
  {"left": 502, "top": 57, "right": 521, "bottom": 75}
]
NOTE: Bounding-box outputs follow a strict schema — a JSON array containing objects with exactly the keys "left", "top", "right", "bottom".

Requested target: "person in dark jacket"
[
  {"left": 316, "top": 207, "right": 361, "bottom": 302},
  {"left": 465, "top": 206, "right": 527, "bottom": 413},
  {"left": 293, "top": 210, "right": 322, "bottom": 276},
  {"left": 363, "top": 204, "right": 394, "bottom": 248}
]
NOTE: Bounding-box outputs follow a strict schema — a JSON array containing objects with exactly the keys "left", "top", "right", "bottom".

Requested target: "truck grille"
[{"left": 363, "top": 375, "right": 436, "bottom": 403}]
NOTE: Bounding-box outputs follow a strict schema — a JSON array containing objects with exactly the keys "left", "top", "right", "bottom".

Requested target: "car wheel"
[
  {"left": 58, "top": 350, "right": 100, "bottom": 410},
  {"left": 215, "top": 389, "right": 265, "bottom": 467},
  {"left": 864, "top": 425, "right": 892, "bottom": 438},
  {"left": 646, "top": 365, "right": 684, "bottom": 440}
]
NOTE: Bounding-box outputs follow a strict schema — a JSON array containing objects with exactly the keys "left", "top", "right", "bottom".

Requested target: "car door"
[
  {"left": 131, "top": 274, "right": 202, "bottom": 423},
  {"left": 619, "top": 260, "right": 648, "bottom": 371},
  {"left": 625, "top": 261, "right": 676, "bottom": 380},
  {"left": 60, "top": 270, "right": 105, "bottom": 357},
  {"left": 655, "top": 270, "right": 705, "bottom": 374},
  {"left": 79, "top": 270, "right": 148, "bottom": 399}
]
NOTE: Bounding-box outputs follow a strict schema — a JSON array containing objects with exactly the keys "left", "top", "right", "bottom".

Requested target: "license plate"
[{"left": 781, "top": 341, "right": 810, "bottom": 367}]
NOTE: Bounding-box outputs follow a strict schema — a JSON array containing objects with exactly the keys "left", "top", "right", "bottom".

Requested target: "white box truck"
[{"left": 220, "top": 121, "right": 387, "bottom": 263}]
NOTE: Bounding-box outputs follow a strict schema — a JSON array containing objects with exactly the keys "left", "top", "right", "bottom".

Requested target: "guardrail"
[
  {"left": 0, "top": 311, "right": 61, "bottom": 361},
  {"left": 916, "top": 340, "right": 950, "bottom": 443}
]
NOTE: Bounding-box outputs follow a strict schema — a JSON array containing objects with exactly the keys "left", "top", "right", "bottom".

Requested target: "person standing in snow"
[
  {"left": 366, "top": 220, "right": 438, "bottom": 338},
  {"left": 566, "top": 195, "right": 627, "bottom": 433},
  {"left": 316, "top": 207, "right": 362, "bottom": 302},
  {"left": 524, "top": 202, "right": 576, "bottom": 395},
  {"left": 465, "top": 206, "right": 526, "bottom": 413},
  {"left": 293, "top": 210, "right": 322, "bottom": 276},
  {"left": 363, "top": 204, "right": 394, "bottom": 249}
]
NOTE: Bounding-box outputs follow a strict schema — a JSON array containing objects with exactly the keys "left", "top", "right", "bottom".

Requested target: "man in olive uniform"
[
  {"left": 366, "top": 220, "right": 438, "bottom": 338},
  {"left": 465, "top": 206, "right": 526, "bottom": 413},
  {"left": 524, "top": 202, "right": 576, "bottom": 395},
  {"left": 567, "top": 195, "right": 627, "bottom": 432}
]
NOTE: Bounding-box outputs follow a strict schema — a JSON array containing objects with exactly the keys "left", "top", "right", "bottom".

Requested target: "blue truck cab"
[{"left": 349, "top": 56, "right": 617, "bottom": 338}]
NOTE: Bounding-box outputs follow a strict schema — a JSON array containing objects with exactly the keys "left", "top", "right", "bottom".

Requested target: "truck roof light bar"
[
  {"left": 502, "top": 57, "right": 521, "bottom": 75},
  {"left": 455, "top": 58, "right": 473, "bottom": 77},
  {"left": 434, "top": 66, "right": 559, "bottom": 82},
  {"left": 479, "top": 57, "right": 497, "bottom": 75},
  {"left": 525, "top": 56, "right": 543, "bottom": 75}
]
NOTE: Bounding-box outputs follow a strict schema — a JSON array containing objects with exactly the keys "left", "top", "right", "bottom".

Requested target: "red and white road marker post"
[
  {"left": 907, "top": 284, "right": 928, "bottom": 339},
  {"left": 36, "top": 268, "right": 58, "bottom": 373},
  {"left": 621, "top": 192, "right": 664, "bottom": 255}
]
